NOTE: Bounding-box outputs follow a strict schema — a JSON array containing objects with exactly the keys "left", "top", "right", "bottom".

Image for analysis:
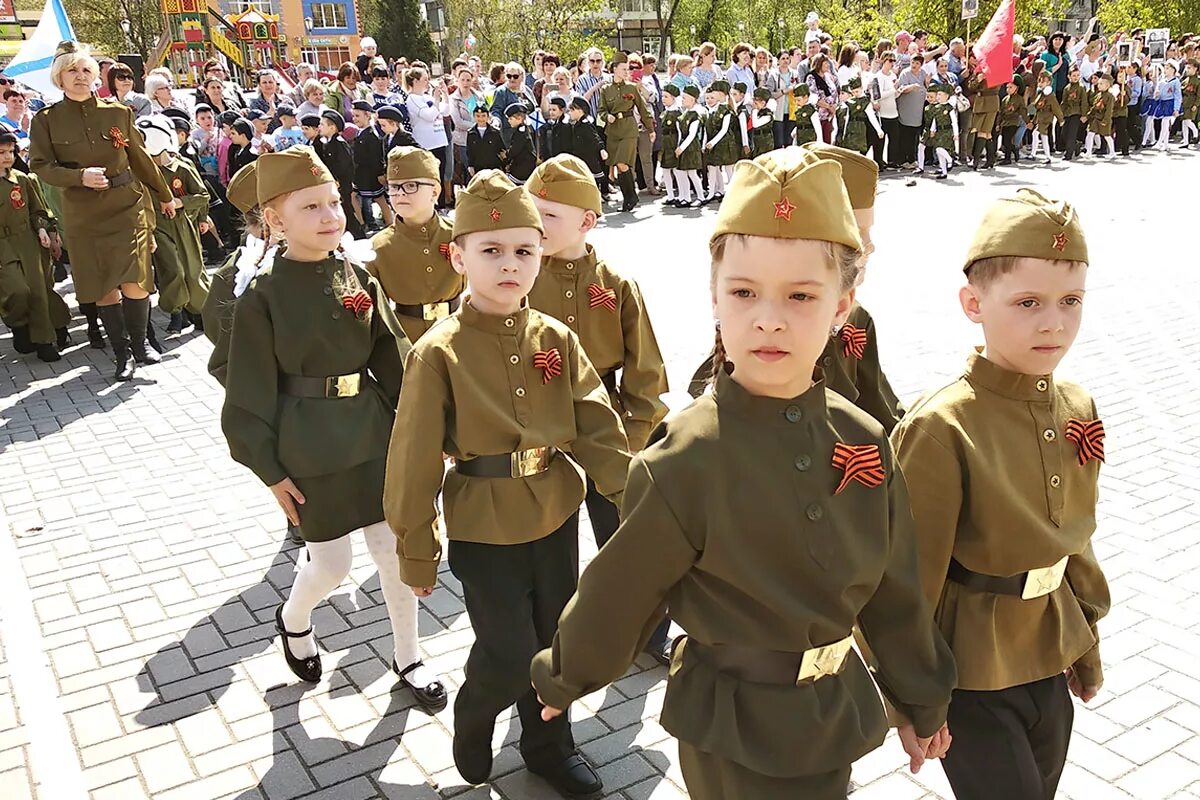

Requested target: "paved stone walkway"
[{"left": 2, "top": 150, "right": 1200, "bottom": 799}]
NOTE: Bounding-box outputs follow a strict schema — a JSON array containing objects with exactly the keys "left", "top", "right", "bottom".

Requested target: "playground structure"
[{"left": 152, "top": 0, "right": 285, "bottom": 88}]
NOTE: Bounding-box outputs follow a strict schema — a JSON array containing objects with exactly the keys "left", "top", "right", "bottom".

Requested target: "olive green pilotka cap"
[
  {"left": 387, "top": 145, "right": 441, "bottom": 183},
  {"left": 711, "top": 147, "right": 861, "bottom": 250},
  {"left": 452, "top": 169, "right": 544, "bottom": 239},
  {"left": 526, "top": 155, "right": 602, "bottom": 216},
  {"left": 226, "top": 162, "right": 258, "bottom": 213},
  {"left": 964, "top": 189, "right": 1089, "bottom": 271},
  {"left": 800, "top": 142, "right": 877, "bottom": 211},
  {"left": 256, "top": 146, "right": 334, "bottom": 206}
]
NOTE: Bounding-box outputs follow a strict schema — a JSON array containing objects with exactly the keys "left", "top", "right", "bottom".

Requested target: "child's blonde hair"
[{"left": 966, "top": 256, "right": 1086, "bottom": 290}]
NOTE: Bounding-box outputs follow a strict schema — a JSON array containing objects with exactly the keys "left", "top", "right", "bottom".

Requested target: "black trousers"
[
  {"left": 899, "top": 123, "right": 921, "bottom": 164},
  {"left": 1114, "top": 116, "right": 1130, "bottom": 155},
  {"left": 448, "top": 516, "right": 579, "bottom": 767},
  {"left": 1127, "top": 112, "right": 1144, "bottom": 148},
  {"left": 942, "top": 674, "right": 1074, "bottom": 800},
  {"left": 586, "top": 478, "right": 671, "bottom": 652},
  {"left": 1000, "top": 125, "right": 1019, "bottom": 161},
  {"left": 880, "top": 116, "right": 900, "bottom": 166},
  {"left": 1062, "top": 116, "right": 1082, "bottom": 159},
  {"left": 865, "top": 122, "right": 885, "bottom": 169}
]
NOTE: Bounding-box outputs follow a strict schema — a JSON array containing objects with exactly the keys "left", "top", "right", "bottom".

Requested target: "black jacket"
[
  {"left": 316, "top": 136, "right": 356, "bottom": 197},
  {"left": 351, "top": 124, "right": 386, "bottom": 192},
  {"left": 505, "top": 124, "right": 537, "bottom": 181},
  {"left": 383, "top": 128, "right": 418, "bottom": 154},
  {"left": 569, "top": 119, "right": 605, "bottom": 176},
  {"left": 466, "top": 125, "right": 505, "bottom": 172}
]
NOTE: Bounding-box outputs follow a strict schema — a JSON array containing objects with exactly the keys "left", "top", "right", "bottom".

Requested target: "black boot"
[
  {"left": 186, "top": 309, "right": 204, "bottom": 333},
  {"left": 984, "top": 137, "right": 997, "bottom": 169},
  {"left": 97, "top": 303, "right": 135, "bottom": 381},
  {"left": 146, "top": 318, "right": 163, "bottom": 354},
  {"left": 166, "top": 311, "right": 184, "bottom": 334},
  {"left": 123, "top": 297, "right": 162, "bottom": 365},
  {"left": 56, "top": 327, "right": 71, "bottom": 349},
  {"left": 36, "top": 342, "right": 61, "bottom": 362},
  {"left": 80, "top": 302, "right": 106, "bottom": 349},
  {"left": 619, "top": 170, "right": 639, "bottom": 212},
  {"left": 11, "top": 325, "right": 34, "bottom": 354},
  {"left": 971, "top": 138, "right": 986, "bottom": 170}
]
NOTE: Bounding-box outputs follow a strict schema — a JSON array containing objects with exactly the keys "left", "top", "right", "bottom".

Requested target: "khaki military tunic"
[
  {"left": 368, "top": 213, "right": 464, "bottom": 342},
  {"left": 531, "top": 371, "right": 956, "bottom": 781},
  {"left": 29, "top": 95, "right": 172, "bottom": 303},
  {"left": 0, "top": 169, "right": 69, "bottom": 344},
  {"left": 1087, "top": 91, "right": 1115, "bottom": 136},
  {"left": 1033, "top": 92, "right": 1065, "bottom": 135},
  {"left": 892, "top": 351, "right": 1110, "bottom": 691},
  {"left": 999, "top": 93, "right": 1028, "bottom": 128},
  {"left": 201, "top": 248, "right": 241, "bottom": 386},
  {"left": 1061, "top": 83, "right": 1090, "bottom": 118},
  {"left": 599, "top": 80, "right": 653, "bottom": 167},
  {"left": 222, "top": 254, "right": 410, "bottom": 542},
  {"left": 966, "top": 73, "right": 1000, "bottom": 134},
  {"left": 154, "top": 156, "right": 210, "bottom": 314},
  {"left": 383, "top": 301, "right": 632, "bottom": 589},
  {"left": 526, "top": 246, "right": 668, "bottom": 450}
]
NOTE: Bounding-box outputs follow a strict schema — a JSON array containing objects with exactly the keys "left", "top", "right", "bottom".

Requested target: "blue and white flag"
[{"left": 5, "top": 0, "right": 76, "bottom": 101}]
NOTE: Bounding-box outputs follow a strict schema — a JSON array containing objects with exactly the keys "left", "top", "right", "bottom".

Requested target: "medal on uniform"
[
  {"left": 171, "top": 177, "right": 185, "bottom": 198},
  {"left": 9, "top": 186, "right": 24, "bottom": 210},
  {"left": 831, "top": 443, "right": 885, "bottom": 494},
  {"left": 438, "top": 243, "right": 451, "bottom": 260},
  {"left": 533, "top": 348, "right": 563, "bottom": 384},
  {"left": 107, "top": 127, "right": 129, "bottom": 149}
]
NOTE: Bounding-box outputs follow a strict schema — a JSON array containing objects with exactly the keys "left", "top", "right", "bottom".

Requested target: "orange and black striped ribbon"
[
  {"left": 341, "top": 290, "right": 373, "bottom": 318},
  {"left": 1064, "top": 418, "right": 1105, "bottom": 466},
  {"left": 832, "top": 443, "right": 885, "bottom": 495},
  {"left": 840, "top": 324, "right": 867, "bottom": 360},
  {"left": 588, "top": 283, "right": 618, "bottom": 311},
  {"left": 533, "top": 348, "right": 563, "bottom": 384},
  {"left": 109, "top": 127, "right": 129, "bottom": 149},
  {"left": 438, "top": 243, "right": 451, "bottom": 260}
]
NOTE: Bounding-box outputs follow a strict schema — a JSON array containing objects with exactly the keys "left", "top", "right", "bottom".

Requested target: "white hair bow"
[{"left": 233, "top": 234, "right": 278, "bottom": 297}]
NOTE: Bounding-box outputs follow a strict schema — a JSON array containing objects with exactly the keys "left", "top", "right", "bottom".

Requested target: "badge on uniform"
[
  {"left": 533, "top": 348, "right": 562, "bottom": 384},
  {"left": 832, "top": 443, "right": 885, "bottom": 494},
  {"left": 839, "top": 324, "right": 867, "bottom": 360},
  {"left": 1064, "top": 418, "right": 1105, "bottom": 465},
  {"left": 107, "top": 127, "right": 129, "bottom": 149},
  {"left": 171, "top": 177, "right": 185, "bottom": 198},
  {"left": 341, "top": 290, "right": 373, "bottom": 319},
  {"left": 9, "top": 186, "right": 24, "bottom": 210},
  {"left": 587, "top": 283, "right": 617, "bottom": 312},
  {"left": 438, "top": 243, "right": 451, "bottom": 260}
]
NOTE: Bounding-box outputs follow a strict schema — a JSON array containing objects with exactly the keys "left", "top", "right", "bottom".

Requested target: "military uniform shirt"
[
  {"left": 659, "top": 107, "right": 682, "bottom": 170},
  {"left": 526, "top": 246, "right": 668, "bottom": 450},
  {"left": 1033, "top": 92, "right": 1065, "bottom": 135},
  {"left": 532, "top": 371, "right": 956, "bottom": 778},
  {"left": 1087, "top": 91, "right": 1114, "bottom": 135},
  {"left": 891, "top": 351, "right": 1111, "bottom": 691},
  {"left": 368, "top": 213, "right": 465, "bottom": 342},
  {"left": 1061, "top": 83, "right": 1090, "bottom": 117},
  {"left": 1000, "top": 93, "right": 1029, "bottom": 128},
  {"left": 383, "top": 301, "right": 632, "bottom": 588}
]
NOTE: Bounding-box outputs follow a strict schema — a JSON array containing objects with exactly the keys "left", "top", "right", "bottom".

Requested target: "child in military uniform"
[
  {"left": 702, "top": 80, "right": 737, "bottom": 203},
  {"left": 538, "top": 97, "right": 569, "bottom": 161},
  {"left": 532, "top": 147, "right": 956, "bottom": 800},
  {"left": 1181, "top": 60, "right": 1200, "bottom": 149},
  {"left": 369, "top": 146, "right": 464, "bottom": 343},
  {"left": 1031, "top": 72, "right": 1064, "bottom": 165},
  {"left": 466, "top": 104, "right": 505, "bottom": 176},
  {"left": 750, "top": 88, "right": 775, "bottom": 157},
  {"left": 998, "top": 82, "right": 1028, "bottom": 165},
  {"left": 222, "top": 147, "right": 446, "bottom": 709},
  {"left": 893, "top": 188, "right": 1110, "bottom": 800},
  {"left": 503, "top": 103, "right": 537, "bottom": 183},
  {"left": 1084, "top": 73, "right": 1116, "bottom": 160},
  {"left": 676, "top": 85, "right": 707, "bottom": 208},
  {"left": 791, "top": 84, "right": 820, "bottom": 146},
  {"left": 135, "top": 114, "right": 211, "bottom": 335},
  {"left": 566, "top": 97, "right": 607, "bottom": 190},
  {"left": 349, "top": 100, "right": 389, "bottom": 232},
  {"left": 917, "top": 84, "right": 958, "bottom": 179},
  {"left": 0, "top": 130, "right": 69, "bottom": 361},
  {"left": 525, "top": 154, "right": 672, "bottom": 662},
  {"left": 729, "top": 83, "right": 752, "bottom": 158},
  {"left": 1060, "top": 67, "right": 1089, "bottom": 160},
  {"left": 383, "top": 170, "right": 631, "bottom": 797},
  {"left": 658, "top": 85, "right": 684, "bottom": 206},
  {"left": 316, "top": 110, "right": 366, "bottom": 239},
  {"left": 836, "top": 76, "right": 883, "bottom": 157}
]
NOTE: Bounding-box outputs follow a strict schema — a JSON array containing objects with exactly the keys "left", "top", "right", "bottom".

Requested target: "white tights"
[
  {"left": 280, "top": 521, "right": 423, "bottom": 677},
  {"left": 1032, "top": 130, "right": 1053, "bottom": 160},
  {"left": 1183, "top": 119, "right": 1198, "bottom": 146},
  {"left": 1084, "top": 132, "right": 1114, "bottom": 158},
  {"left": 705, "top": 164, "right": 725, "bottom": 199}
]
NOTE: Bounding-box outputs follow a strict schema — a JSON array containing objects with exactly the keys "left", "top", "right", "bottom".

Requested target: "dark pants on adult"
[
  {"left": 774, "top": 118, "right": 795, "bottom": 149},
  {"left": 340, "top": 190, "right": 366, "bottom": 239},
  {"left": 1114, "top": 116, "right": 1130, "bottom": 155},
  {"left": 880, "top": 116, "right": 900, "bottom": 166},
  {"left": 899, "top": 123, "right": 921, "bottom": 164},
  {"left": 941, "top": 673, "right": 1074, "bottom": 800},
  {"left": 448, "top": 516, "right": 579, "bottom": 770},
  {"left": 1062, "top": 115, "right": 1083, "bottom": 159}
]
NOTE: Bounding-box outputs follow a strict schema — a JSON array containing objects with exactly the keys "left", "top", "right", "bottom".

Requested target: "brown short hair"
[
  {"left": 336, "top": 62, "right": 357, "bottom": 82},
  {"left": 966, "top": 255, "right": 1086, "bottom": 288},
  {"left": 106, "top": 62, "right": 136, "bottom": 95}
]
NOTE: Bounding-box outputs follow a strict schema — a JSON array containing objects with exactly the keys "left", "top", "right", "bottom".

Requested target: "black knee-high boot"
[
  {"left": 79, "top": 302, "right": 106, "bottom": 349},
  {"left": 122, "top": 296, "right": 161, "bottom": 365},
  {"left": 971, "top": 138, "right": 986, "bottom": 170},
  {"left": 984, "top": 137, "right": 997, "bottom": 169},
  {"left": 619, "top": 170, "right": 639, "bottom": 212},
  {"left": 96, "top": 303, "right": 135, "bottom": 381}
]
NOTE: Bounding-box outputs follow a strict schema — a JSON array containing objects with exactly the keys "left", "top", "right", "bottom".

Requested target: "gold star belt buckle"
[
  {"left": 1021, "top": 556, "right": 1069, "bottom": 600},
  {"left": 324, "top": 373, "right": 361, "bottom": 398},
  {"left": 510, "top": 446, "right": 555, "bottom": 478},
  {"left": 422, "top": 302, "right": 451, "bottom": 321},
  {"left": 796, "top": 634, "right": 853, "bottom": 685}
]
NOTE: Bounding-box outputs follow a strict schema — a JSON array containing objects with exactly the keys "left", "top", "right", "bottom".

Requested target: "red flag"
[{"left": 972, "top": 0, "right": 1016, "bottom": 88}]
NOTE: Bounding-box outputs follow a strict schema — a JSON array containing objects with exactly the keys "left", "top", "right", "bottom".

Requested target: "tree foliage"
[
  {"left": 1095, "top": 0, "right": 1200, "bottom": 38},
  {"left": 889, "top": 0, "right": 1060, "bottom": 45},
  {"left": 442, "top": 0, "right": 608, "bottom": 67},
  {"left": 65, "top": 0, "right": 163, "bottom": 60},
  {"left": 364, "top": 0, "right": 437, "bottom": 64}
]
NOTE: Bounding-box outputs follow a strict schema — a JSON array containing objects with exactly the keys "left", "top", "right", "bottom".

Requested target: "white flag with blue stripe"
[{"left": 5, "top": 0, "right": 76, "bottom": 101}]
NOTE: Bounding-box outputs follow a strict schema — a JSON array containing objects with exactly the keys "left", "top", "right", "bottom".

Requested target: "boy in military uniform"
[
  {"left": 893, "top": 188, "right": 1110, "bottom": 800},
  {"left": 658, "top": 84, "right": 683, "bottom": 206},
  {"left": 1060, "top": 66, "right": 1089, "bottom": 160},
  {"left": 836, "top": 76, "right": 884, "bottom": 157},
  {"left": 466, "top": 104, "right": 505, "bottom": 176},
  {"left": 532, "top": 147, "right": 956, "bottom": 800},
  {"left": 384, "top": 170, "right": 631, "bottom": 797},
  {"left": 750, "top": 88, "right": 776, "bottom": 157},
  {"left": 369, "top": 146, "right": 464, "bottom": 343},
  {"left": 599, "top": 51, "right": 654, "bottom": 212},
  {"left": 566, "top": 97, "right": 606, "bottom": 190},
  {"left": 0, "top": 130, "right": 69, "bottom": 361},
  {"left": 1031, "top": 72, "right": 1064, "bottom": 165},
  {"left": 1177, "top": 59, "right": 1199, "bottom": 149},
  {"left": 675, "top": 85, "right": 706, "bottom": 208},
  {"left": 791, "top": 84, "right": 820, "bottom": 146},
  {"left": 998, "top": 81, "right": 1028, "bottom": 165},
  {"left": 349, "top": 100, "right": 389, "bottom": 232},
  {"left": 503, "top": 103, "right": 537, "bottom": 184},
  {"left": 1083, "top": 73, "right": 1116, "bottom": 160}
]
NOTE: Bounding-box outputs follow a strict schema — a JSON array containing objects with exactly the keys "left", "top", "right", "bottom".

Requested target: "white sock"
[
  {"left": 663, "top": 169, "right": 676, "bottom": 201},
  {"left": 1043, "top": 134, "right": 1053, "bottom": 160},
  {"left": 1157, "top": 120, "right": 1171, "bottom": 147},
  {"left": 705, "top": 165, "right": 718, "bottom": 199},
  {"left": 722, "top": 165, "right": 735, "bottom": 188},
  {"left": 1104, "top": 136, "right": 1115, "bottom": 157},
  {"left": 689, "top": 171, "right": 704, "bottom": 201},
  {"left": 1143, "top": 118, "right": 1156, "bottom": 145},
  {"left": 1084, "top": 132, "right": 1095, "bottom": 156},
  {"left": 1184, "top": 120, "right": 1198, "bottom": 144},
  {"left": 916, "top": 143, "right": 926, "bottom": 168},
  {"left": 674, "top": 169, "right": 690, "bottom": 202},
  {"left": 363, "top": 521, "right": 433, "bottom": 686},
  {"left": 282, "top": 537, "right": 353, "bottom": 659}
]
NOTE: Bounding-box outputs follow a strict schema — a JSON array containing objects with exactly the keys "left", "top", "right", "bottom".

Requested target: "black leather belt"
[
  {"left": 687, "top": 636, "right": 854, "bottom": 686},
  {"left": 947, "top": 557, "right": 1068, "bottom": 600},
  {"left": 600, "top": 370, "right": 617, "bottom": 393},
  {"left": 455, "top": 446, "right": 556, "bottom": 478},
  {"left": 279, "top": 369, "right": 368, "bottom": 398},
  {"left": 395, "top": 296, "right": 460, "bottom": 321},
  {"left": 107, "top": 170, "right": 134, "bottom": 189}
]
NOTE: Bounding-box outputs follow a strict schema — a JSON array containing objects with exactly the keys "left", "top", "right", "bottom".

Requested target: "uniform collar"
[
  {"left": 393, "top": 213, "right": 447, "bottom": 241},
  {"left": 458, "top": 297, "right": 529, "bottom": 335},
  {"left": 712, "top": 368, "right": 828, "bottom": 425},
  {"left": 542, "top": 245, "right": 597, "bottom": 276},
  {"left": 964, "top": 348, "right": 1055, "bottom": 403}
]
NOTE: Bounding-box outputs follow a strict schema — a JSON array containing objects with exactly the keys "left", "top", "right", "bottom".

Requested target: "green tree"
[
  {"left": 443, "top": 0, "right": 606, "bottom": 68},
  {"left": 371, "top": 0, "right": 438, "bottom": 63},
  {"left": 65, "top": 0, "right": 163, "bottom": 59},
  {"left": 889, "top": 0, "right": 1060, "bottom": 45},
  {"left": 1096, "top": 0, "right": 1200, "bottom": 37}
]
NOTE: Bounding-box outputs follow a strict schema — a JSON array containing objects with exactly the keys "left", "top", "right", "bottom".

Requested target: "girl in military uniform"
[
  {"left": 658, "top": 85, "right": 683, "bottom": 206},
  {"left": 1083, "top": 73, "right": 1116, "bottom": 159},
  {"left": 383, "top": 170, "right": 631, "bottom": 797},
  {"left": 916, "top": 85, "right": 958, "bottom": 180},
  {"left": 135, "top": 115, "right": 211, "bottom": 335},
  {"left": 599, "top": 52, "right": 655, "bottom": 212},
  {"left": 221, "top": 147, "right": 446, "bottom": 712},
  {"left": 791, "top": 84, "right": 820, "bottom": 146},
  {"left": 676, "top": 86, "right": 706, "bottom": 208},
  {"left": 532, "top": 147, "right": 956, "bottom": 800},
  {"left": 369, "top": 146, "right": 464, "bottom": 343},
  {"left": 835, "top": 77, "right": 884, "bottom": 157},
  {"left": 29, "top": 41, "right": 176, "bottom": 381},
  {"left": 750, "top": 88, "right": 775, "bottom": 157},
  {"left": 702, "top": 80, "right": 738, "bottom": 203},
  {"left": 1031, "top": 72, "right": 1064, "bottom": 165}
]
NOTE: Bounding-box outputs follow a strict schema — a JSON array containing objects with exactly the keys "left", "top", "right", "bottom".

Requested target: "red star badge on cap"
[
  {"left": 537, "top": 188, "right": 548, "bottom": 198},
  {"left": 1052, "top": 232, "right": 1069, "bottom": 251},
  {"left": 490, "top": 208, "right": 502, "bottom": 223},
  {"left": 310, "top": 165, "right": 322, "bottom": 177},
  {"left": 774, "top": 197, "right": 796, "bottom": 221}
]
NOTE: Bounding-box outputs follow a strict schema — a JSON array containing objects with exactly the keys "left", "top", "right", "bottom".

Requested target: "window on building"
[
  {"left": 310, "top": 2, "right": 348, "bottom": 29},
  {"left": 642, "top": 37, "right": 661, "bottom": 57},
  {"left": 236, "top": 0, "right": 277, "bottom": 14},
  {"left": 300, "top": 46, "right": 352, "bottom": 71}
]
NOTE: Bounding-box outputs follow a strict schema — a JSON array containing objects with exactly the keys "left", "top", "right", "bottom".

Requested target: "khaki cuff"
[{"left": 399, "top": 557, "right": 438, "bottom": 589}]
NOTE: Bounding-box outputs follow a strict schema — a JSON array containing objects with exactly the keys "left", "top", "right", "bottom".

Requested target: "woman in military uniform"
[
  {"left": 599, "top": 52, "right": 654, "bottom": 213},
  {"left": 220, "top": 147, "right": 445, "bottom": 710},
  {"left": 532, "top": 148, "right": 956, "bottom": 799},
  {"left": 29, "top": 41, "right": 175, "bottom": 381}
]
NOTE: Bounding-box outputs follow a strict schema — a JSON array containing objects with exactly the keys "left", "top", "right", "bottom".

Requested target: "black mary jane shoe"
[
  {"left": 393, "top": 658, "right": 448, "bottom": 713},
  {"left": 275, "top": 605, "right": 322, "bottom": 683},
  {"left": 527, "top": 752, "right": 603, "bottom": 799}
]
